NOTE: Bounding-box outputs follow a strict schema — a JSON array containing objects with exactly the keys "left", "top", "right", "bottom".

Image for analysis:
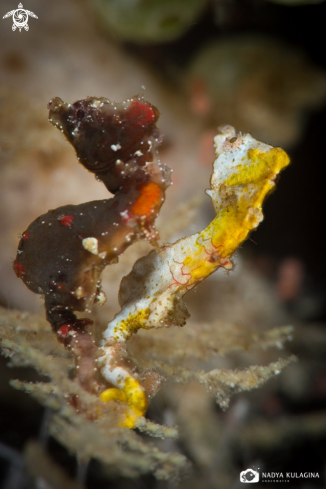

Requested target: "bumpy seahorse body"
[{"left": 13, "top": 95, "right": 171, "bottom": 392}]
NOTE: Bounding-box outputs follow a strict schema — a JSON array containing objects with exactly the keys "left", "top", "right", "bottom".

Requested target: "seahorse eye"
[{"left": 76, "top": 109, "right": 85, "bottom": 119}]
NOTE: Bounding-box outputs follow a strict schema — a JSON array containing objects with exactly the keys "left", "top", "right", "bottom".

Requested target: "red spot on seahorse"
[
  {"left": 22, "top": 232, "right": 29, "bottom": 239},
  {"left": 60, "top": 215, "right": 74, "bottom": 228},
  {"left": 13, "top": 261, "right": 25, "bottom": 278},
  {"left": 129, "top": 100, "right": 158, "bottom": 126},
  {"left": 57, "top": 324, "right": 72, "bottom": 343}
]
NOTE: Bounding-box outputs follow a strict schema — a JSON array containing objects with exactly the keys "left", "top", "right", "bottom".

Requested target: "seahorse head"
[{"left": 48, "top": 96, "right": 162, "bottom": 192}]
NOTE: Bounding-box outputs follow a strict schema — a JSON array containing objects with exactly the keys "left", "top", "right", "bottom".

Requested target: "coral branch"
[{"left": 155, "top": 356, "right": 297, "bottom": 409}]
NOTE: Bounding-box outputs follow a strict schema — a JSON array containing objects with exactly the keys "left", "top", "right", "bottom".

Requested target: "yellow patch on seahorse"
[
  {"left": 120, "top": 376, "right": 149, "bottom": 428},
  {"left": 181, "top": 147, "right": 289, "bottom": 281},
  {"left": 226, "top": 148, "right": 289, "bottom": 187},
  {"left": 100, "top": 388, "right": 127, "bottom": 403},
  {"left": 208, "top": 147, "right": 289, "bottom": 257},
  {"left": 100, "top": 377, "right": 148, "bottom": 429},
  {"left": 183, "top": 252, "right": 218, "bottom": 283},
  {"left": 113, "top": 308, "right": 150, "bottom": 340}
]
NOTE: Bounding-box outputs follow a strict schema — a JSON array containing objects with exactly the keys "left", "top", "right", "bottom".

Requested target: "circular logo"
[{"left": 13, "top": 9, "right": 28, "bottom": 29}]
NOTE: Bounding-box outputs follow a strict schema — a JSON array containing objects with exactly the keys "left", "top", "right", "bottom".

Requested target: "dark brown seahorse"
[{"left": 13, "top": 95, "right": 171, "bottom": 392}]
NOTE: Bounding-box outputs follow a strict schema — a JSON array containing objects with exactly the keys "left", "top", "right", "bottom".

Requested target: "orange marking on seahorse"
[{"left": 132, "top": 182, "right": 161, "bottom": 217}]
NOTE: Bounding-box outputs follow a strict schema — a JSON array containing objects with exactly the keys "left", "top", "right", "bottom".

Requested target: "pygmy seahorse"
[{"left": 13, "top": 95, "right": 171, "bottom": 393}]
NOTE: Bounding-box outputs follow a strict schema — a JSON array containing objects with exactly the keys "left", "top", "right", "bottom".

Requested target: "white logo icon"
[
  {"left": 3, "top": 3, "right": 38, "bottom": 32},
  {"left": 240, "top": 469, "right": 259, "bottom": 483}
]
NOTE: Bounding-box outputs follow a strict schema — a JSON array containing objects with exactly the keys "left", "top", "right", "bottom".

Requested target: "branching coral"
[
  {"left": 10, "top": 95, "right": 291, "bottom": 436},
  {"left": 0, "top": 306, "right": 187, "bottom": 479}
]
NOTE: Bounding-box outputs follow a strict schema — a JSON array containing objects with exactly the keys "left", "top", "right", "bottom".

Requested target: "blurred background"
[{"left": 1, "top": 0, "right": 326, "bottom": 487}]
